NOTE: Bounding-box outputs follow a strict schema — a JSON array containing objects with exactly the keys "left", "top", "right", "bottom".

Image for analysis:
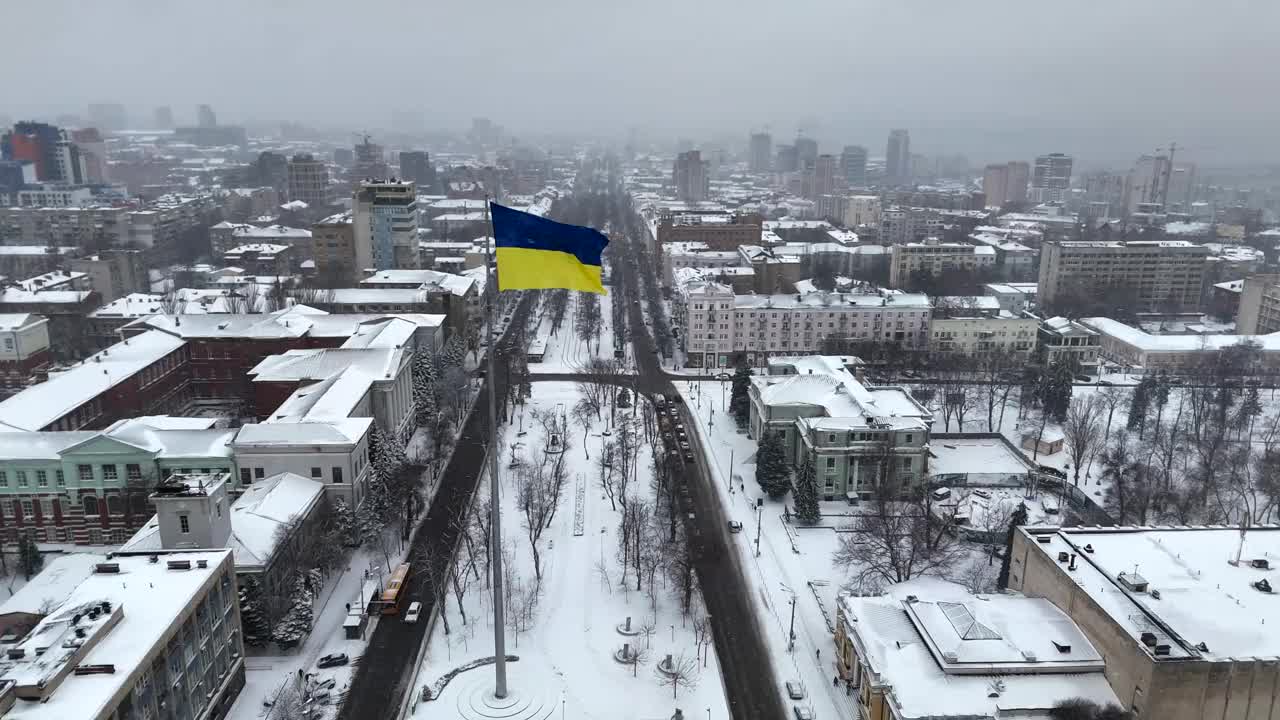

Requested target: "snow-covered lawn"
[
  {"left": 408, "top": 381, "right": 729, "bottom": 720},
  {"left": 529, "top": 293, "right": 623, "bottom": 374}
]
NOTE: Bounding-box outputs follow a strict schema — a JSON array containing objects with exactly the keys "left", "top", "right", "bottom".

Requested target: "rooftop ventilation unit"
[
  {"left": 1140, "top": 632, "right": 1157, "bottom": 647},
  {"left": 1154, "top": 644, "right": 1171, "bottom": 656},
  {"left": 1036, "top": 535, "right": 1052, "bottom": 544},
  {"left": 1253, "top": 578, "right": 1273, "bottom": 594},
  {"left": 167, "top": 560, "right": 192, "bottom": 571},
  {"left": 1118, "top": 572, "right": 1149, "bottom": 593},
  {"left": 942, "top": 651, "right": 959, "bottom": 663},
  {"left": 1052, "top": 641, "right": 1072, "bottom": 654},
  {"left": 94, "top": 563, "right": 120, "bottom": 574},
  {"left": 1251, "top": 559, "right": 1270, "bottom": 570}
]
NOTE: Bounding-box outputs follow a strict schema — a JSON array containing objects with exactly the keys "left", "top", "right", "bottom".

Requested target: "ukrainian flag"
[{"left": 491, "top": 202, "right": 609, "bottom": 294}]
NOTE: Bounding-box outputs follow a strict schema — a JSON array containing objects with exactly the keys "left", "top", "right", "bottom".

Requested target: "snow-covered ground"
[
  {"left": 529, "top": 293, "right": 624, "bottom": 374},
  {"left": 407, "top": 382, "right": 730, "bottom": 720}
]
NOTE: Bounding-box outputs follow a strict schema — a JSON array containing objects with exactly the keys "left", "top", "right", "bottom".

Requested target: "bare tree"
[
  {"left": 1096, "top": 385, "right": 1129, "bottom": 448},
  {"left": 516, "top": 450, "right": 562, "bottom": 586},
  {"left": 1062, "top": 396, "right": 1104, "bottom": 486},
  {"left": 833, "top": 455, "right": 967, "bottom": 587},
  {"left": 597, "top": 440, "right": 618, "bottom": 511},
  {"left": 654, "top": 652, "right": 700, "bottom": 699}
]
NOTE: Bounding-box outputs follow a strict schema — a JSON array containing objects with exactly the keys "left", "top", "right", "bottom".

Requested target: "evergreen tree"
[
  {"left": 271, "top": 572, "right": 316, "bottom": 649},
  {"left": 18, "top": 533, "right": 42, "bottom": 580},
  {"left": 238, "top": 576, "right": 270, "bottom": 645},
  {"left": 996, "top": 502, "right": 1029, "bottom": 589},
  {"left": 1126, "top": 375, "right": 1154, "bottom": 434},
  {"left": 1041, "top": 359, "right": 1075, "bottom": 422},
  {"left": 755, "top": 431, "right": 791, "bottom": 499},
  {"left": 332, "top": 498, "right": 359, "bottom": 546},
  {"left": 729, "top": 364, "right": 752, "bottom": 428},
  {"left": 793, "top": 456, "right": 821, "bottom": 524}
]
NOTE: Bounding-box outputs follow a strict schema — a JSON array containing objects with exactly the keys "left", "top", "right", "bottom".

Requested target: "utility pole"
[
  {"left": 788, "top": 596, "right": 797, "bottom": 652},
  {"left": 754, "top": 502, "right": 763, "bottom": 557}
]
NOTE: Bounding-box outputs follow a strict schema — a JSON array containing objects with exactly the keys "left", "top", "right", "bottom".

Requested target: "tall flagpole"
[{"left": 483, "top": 197, "right": 508, "bottom": 698}]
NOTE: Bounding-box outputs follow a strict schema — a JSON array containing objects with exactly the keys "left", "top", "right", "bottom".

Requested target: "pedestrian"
[
  {"left": 816, "top": 648, "right": 821, "bottom": 661},
  {"left": 833, "top": 675, "right": 839, "bottom": 687}
]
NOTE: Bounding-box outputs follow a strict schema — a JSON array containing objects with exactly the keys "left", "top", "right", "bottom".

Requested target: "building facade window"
[
  {"left": 332, "top": 467, "right": 343, "bottom": 484},
  {"left": 56, "top": 469, "right": 64, "bottom": 487},
  {"left": 36, "top": 470, "right": 47, "bottom": 487},
  {"left": 127, "top": 464, "right": 143, "bottom": 480},
  {"left": 0, "top": 471, "right": 7, "bottom": 487},
  {"left": 78, "top": 464, "right": 93, "bottom": 481},
  {"left": 82, "top": 495, "right": 98, "bottom": 515},
  {"left": 102, "top": 465, "right": 118, "bottom": 481},
  {"left": 239, "top": 468, "right": 251, "bottom": 485},
  {"left": 179, "top": 515, "right": 190, "bottom": 534},
  {"left": 254, "top": 467, "right": 264, "bottom": 479},
  {"left": 16, "top": 471, "right": 27, "bottom": 487}
]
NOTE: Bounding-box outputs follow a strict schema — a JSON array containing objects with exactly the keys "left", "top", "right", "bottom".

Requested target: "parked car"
[
  {"left": 317, "top": 653, "right": 349, "bottom": 669},
  {"left": 728, "top": 520, "right": 744, "bottom": 533},
  {"left": 683, "top": 451, "right": 695, "bottom": 463},
  {"left": 785, "top": 681, "right": 806, "bottom": 700},
  {"left": 404, "top": 601, "right": 422, "bottom": 624},
  {"left": 793, "top": 706, "right": 814, "bottom": 720}
]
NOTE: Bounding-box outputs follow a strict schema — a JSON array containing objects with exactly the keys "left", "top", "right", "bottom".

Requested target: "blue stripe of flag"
[{"left": 490, "top": 202, "right": 608, "bottom": 267}]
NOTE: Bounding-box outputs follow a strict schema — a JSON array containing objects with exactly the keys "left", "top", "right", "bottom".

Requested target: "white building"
[
  {"left": 0, "top": 549, "right": 243, "bottom": 720},
  {"left": 1039, "top": 316, "right": 1101, "bottom": 368},
  {"left": 835, "top": 585, "right": 1120, "bottom": 719},
  {"left": 983, "top": 282, "right": 1039, "bottom": 314},
  {"left": 678, "top": 283, "right": 932, "bottom": 368},
  {"left": 888, "top": 242, "right": 997, "bottom": 288},
  {"left": 841, "top": 195, "right": 881, "bottom": 229},
  {"left": 748, "top": 356, "right": 932, "bottom": 498},
  {"left": 233, "top": 418, "right": 373, "bottom": 507},
  {"left": 929, "top": 297, "right": 1037, "bottom": 357},
  {"left": 1080, "top": 316, "right": 1280, "bottom": 371}
]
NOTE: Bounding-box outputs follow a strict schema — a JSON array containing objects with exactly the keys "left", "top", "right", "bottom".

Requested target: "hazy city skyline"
[{"left": 4, "top": 0, "right": 1279, "bottom": 167}]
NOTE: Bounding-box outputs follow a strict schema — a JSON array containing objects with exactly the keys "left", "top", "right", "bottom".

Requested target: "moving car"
[
  {"left": 404, "top": 601, "right": 422, "bottom": 624},
  {"left": 785, "top": 681, "right": 805, "bottom": 700},
  {"left": 317, "top": 653, "right": 349, "bottom": 669},
  {"left": 793, "top": 706, "right": 814, "bottom": 720},
  {"left": 728, "top": 520, "right": 744, "bottom": 533}
]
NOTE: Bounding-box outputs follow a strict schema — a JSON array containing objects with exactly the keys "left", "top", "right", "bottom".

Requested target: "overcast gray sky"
[{"left": 4, "top": 0, "right": 1278, "bottom": 167}]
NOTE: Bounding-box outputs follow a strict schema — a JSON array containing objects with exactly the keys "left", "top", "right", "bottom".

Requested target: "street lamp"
[{"left": 780, "top": 584, "right": 797, "bottom": 652}]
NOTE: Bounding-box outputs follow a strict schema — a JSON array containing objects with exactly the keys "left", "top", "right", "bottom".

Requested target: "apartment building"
[
  {"left": 982, "top": 161, "right": 1030, "bottom": 207},
  {"left": 0, "top": 206, "right": 128, "bottom": 248},
  {"left": 879, "top": 207, "right": 943, "bottom": 244},
  {"left": 888, "top": 242, "right": 996, "bottom": 288},
  {"left": 1038, "top": 240, "right": 1209, "bottom": 312},
  {"left": 1235, "top": 273, "right": 1280, "bottom": 335},
  {"left": 354, "top": 179, "right": 419, "bottom": 270},
  {"left": 312, "top": 211, "right": 358, "bottom": 284},
  {"left": 0, "top": 285, "right": 100, "bottom": 362},
  {"left": 286, "top": 153, "right": 330, "bottom": 208},
  {"left": 655, "top": 212, "right": 763, "bottom": 257},
  {"left": 748, "top": 356, "right": 932, "bottom": 498},
  {"left": 0, "top": 313, "right": 49, "bottom": 395},
  {"left": 0, "top": 550, "right": 244, "bottom": 720},
  {"left": 841, "top": 195, "right": 881, "bottom": 229},
  {"left": 677, "top": 282, "right": 931, "bottom": 368},
  {"left": 929, "top": 297, "right": 1037, "bottom": 357},
  {"left": 68, "top": 249, "right": 147, "bottom": 303},
  {"left": 222, "top": 243, "right": 293, "bottom": 276},
  {"left": 210, "top": 222, "right": 313, "bottom": 259},
  {"left": 1009, "top": 526, "right": 1280, "bottom": 719}
]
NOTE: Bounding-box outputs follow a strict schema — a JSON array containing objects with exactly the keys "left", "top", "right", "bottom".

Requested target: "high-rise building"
[
  {"left": 87, "top": 102, "right": 127, "bottom": 131},
  {"left": 1, "top": 122, "right": 83, "bottom": 183},
  {"left": 153, "top": 105, "right": 174, "bottom": 129},
  {"left": 840, "top": 145, "right": 868, "bottom": 186},
  {"left": 1039, "top": 240, "right": 1208, "bottom": 312},
  {"left": 1031, "top": 153, "right": 1073, "bottom": 202},
  {"left": 673, "top": 150, "right": 709, "bottom": 202},
  {"left": 70, "top": 128, "right": 108, "bottom": 182},
  {"left": 353, "top": 136, "right": 388, "bottom": 179},
  {"left": 775, "top": 145, "right": 798, "bottom": 173},
  {"left": 1122, "top": 154, "right": 1170, "bottom": 217},
  {"left": 399, "top": 150, "right": 434, "bottom": 187},
  {"left": 196, "top": 103, "right": 217, "bottom": 128},
  {"left": 812, "top": 154, "right": 838, "bottom": 199},
  {"left": 354, "top": 179, "right": 419, "bottom": 271},
  {"left": 333, "top": 147, "right": 354, "bottom": 167},
  {"left": 982, "top": 161, "right": 1030, "bottom": 207},
  {"left": 795, "top": 136, "right": 818, "bottom": 171},
  {"left": 749, "top": 133, "right": 772, "bottom": 173},
  {"left": 885, "top": 129, "right": 911, "bottom": 185},
  {"left": 287, "top": 153, "right": 330, "bottom": 208},
  {"left": 1166, "top": 164, "right": 1197, "bottom": 213}
]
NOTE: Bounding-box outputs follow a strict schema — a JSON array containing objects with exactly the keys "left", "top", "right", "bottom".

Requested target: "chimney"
[
  {"left": 855, "top": 366, "right": 865, "bottom": 384},
  {"left": 1068, "top": 553, "right": 1077, "bottom": 571}
]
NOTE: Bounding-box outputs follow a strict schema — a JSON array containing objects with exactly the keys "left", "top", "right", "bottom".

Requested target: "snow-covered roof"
[
  {"left": 732, "top": 292, "right": 931, "bottom": 311},
  {"left": 1164, "top": 221, "right": 1212, "bottom": 236},
  {"left": 236, "top": 417, "right": 371, "bottom": 446},
  {"left": 840, "top": 583, "right": 1119, "bottom": 718},
  {"left": 1081, "top": 316, "right": 1280, "bottom": 353},
  {"left": 101, "top": 419, "right": 234, "bottom": 458},
  {"left": 929, "top": 438, "right": 1030, "bottom": 477},
  {"left": 754, "top": 356, "right": 930, "bottom": 432},
  {"left": 0, "top": 550, "right": 234, "bottom": 720},
  {"left": 0, "top": 552, "right": 110, "bottom": 617},
  {"left": 0, "top": 330, "right": 187, "bottom": 431},
  {"left": 224, "top": 243, "right": 290, "bottom": 256},
  {"left": 1029, "top": 526, "right": 1280, "bottom": 660},
  {"left": 0, "top": 313, "right": 43, "bottom": 330},
  {"left": 0, "top": 288, "right": 93, "bottom": 304},
  {"left": 15, "top": 270, "right": 87, "bottom": 292},
  {"left": 1043, "top": 316, "right": 1097, "bottom": 337},
  {"left": 250, "top": 347, "right": 403, "bottom": 382},
  {"left": 359, "top": 269, "right": 475, "bottom": 296}
]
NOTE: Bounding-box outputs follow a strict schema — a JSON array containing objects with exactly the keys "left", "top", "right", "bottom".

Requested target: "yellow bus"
[{"left": 380, "top": 563, "right": 411, "bottom": 615}]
